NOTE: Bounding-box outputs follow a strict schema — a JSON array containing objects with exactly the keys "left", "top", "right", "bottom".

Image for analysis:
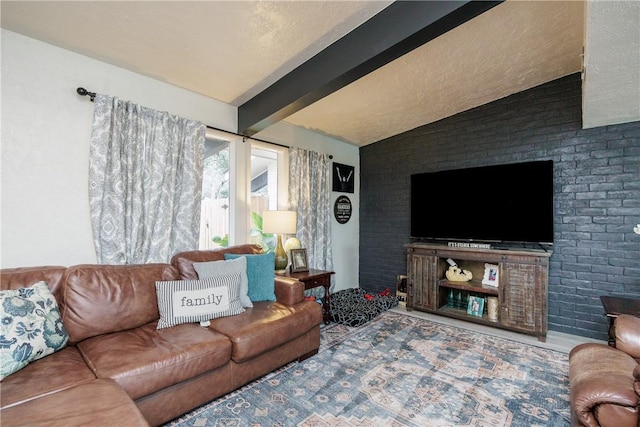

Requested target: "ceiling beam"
[{"left": 238, "top": 0, "right": 503, "bottom": 137}]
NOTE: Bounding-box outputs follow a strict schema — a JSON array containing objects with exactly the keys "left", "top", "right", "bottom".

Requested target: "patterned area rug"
[{"left": 165, "top": 311, "right": 570, "bottom": 426}]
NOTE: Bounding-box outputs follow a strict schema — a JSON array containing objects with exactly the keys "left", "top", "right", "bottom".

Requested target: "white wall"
[{"left": 1, "top": 30, "right": 359, "bottom": 292}]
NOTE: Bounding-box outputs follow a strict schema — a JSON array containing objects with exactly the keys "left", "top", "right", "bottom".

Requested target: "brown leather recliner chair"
[{"left": 569, "top": 314, "right": 640, "bottom": 427}]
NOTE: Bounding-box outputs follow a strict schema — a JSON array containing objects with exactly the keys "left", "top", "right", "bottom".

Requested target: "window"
[
  {"left": 199, "top": 130, "right": 288, "bottom": 250},
  {"left": 199, "top": 132, "right": 231, "bottom": 249},
  {"left": 249, "top": 142, "right": 289, "bottom": 252}
]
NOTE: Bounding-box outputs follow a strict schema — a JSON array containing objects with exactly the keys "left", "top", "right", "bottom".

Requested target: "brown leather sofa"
[
  {"left": 0, "top": 244, "right": 322, "bottom": 426},
  {"left": 569, "top": 314, "right": 640, "bottom": 427}
]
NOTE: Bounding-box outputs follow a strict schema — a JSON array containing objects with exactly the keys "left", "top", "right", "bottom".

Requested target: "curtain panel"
[
  {"left": 288, "top": 147, "right": 333, "bottom": 296},
  {"left": 89, "top": 94, "right": 205, "bottom": 264}
]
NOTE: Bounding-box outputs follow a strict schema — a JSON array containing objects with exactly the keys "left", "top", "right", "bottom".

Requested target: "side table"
[
  {"left": 279, "top": 269, "right": 335, "bottom": 324},
  {"left": 600, "top": 295, "right": 640, "bottom": 347}
]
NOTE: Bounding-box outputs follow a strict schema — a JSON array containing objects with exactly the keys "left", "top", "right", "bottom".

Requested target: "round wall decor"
[{"left": 334, "top": 195, "right": 352, "bottom": 224}]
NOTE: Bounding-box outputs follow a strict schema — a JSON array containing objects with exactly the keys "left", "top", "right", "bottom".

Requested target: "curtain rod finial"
[{"left": 76, "top": 87, "right": 96, "bottom": 101}]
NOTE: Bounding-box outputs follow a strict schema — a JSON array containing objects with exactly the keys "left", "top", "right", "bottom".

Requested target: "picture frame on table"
[
  {"left": 467, "top": 296, "right": 485, "bottom": 317},
  {"left": 481, "top": 263, "right": 499, "bottom": 287},
  {"left": 290, "top": 248, "right": 309, "bottom": 272}
]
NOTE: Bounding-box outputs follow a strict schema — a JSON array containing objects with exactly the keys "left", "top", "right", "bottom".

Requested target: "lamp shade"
[{"left": 262, "top": 211, "right": 297, "bottom": 234}]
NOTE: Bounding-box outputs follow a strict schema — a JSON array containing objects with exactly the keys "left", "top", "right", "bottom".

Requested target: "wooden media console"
[{"left": 405, "top": 243, "right": 552, "bottom": 341}]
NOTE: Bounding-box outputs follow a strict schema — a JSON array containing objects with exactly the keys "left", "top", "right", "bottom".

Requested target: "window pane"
[
  {"left": 250, "top": 146, "right": 278, "bottom": 252},
  {"left": 199, "top": 137, "right": 230, "bottom": 249}
]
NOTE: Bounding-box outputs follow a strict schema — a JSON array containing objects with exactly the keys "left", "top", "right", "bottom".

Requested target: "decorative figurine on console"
[{"left": 444, "top": 258, "right": 473, "bottom": 282}]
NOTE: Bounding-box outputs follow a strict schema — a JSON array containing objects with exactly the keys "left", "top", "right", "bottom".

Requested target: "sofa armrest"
[
  {"left": 616, "top": 315, "right": 640, "bottom": 360},
  {"left": 570, "top": 343, "right": 640, "bottom": 427},
  {"left": 274, "top": 276, "right": 304, "bottom": 306}
]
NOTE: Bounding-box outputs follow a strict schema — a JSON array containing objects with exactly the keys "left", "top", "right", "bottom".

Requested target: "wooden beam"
[{"left": 238, "top": 0, "right": 503, "bottom": 136}]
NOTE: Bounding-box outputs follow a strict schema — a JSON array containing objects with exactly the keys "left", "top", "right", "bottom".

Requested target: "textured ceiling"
[
  {"left": 286, "top": 0, "right": 584, "bottom": 145},
  {"left": 0, "top": 1, "right": 390, "bottom": 106},
  {"left": 1, "top": 1, "right": 638, "bottom": 147}
]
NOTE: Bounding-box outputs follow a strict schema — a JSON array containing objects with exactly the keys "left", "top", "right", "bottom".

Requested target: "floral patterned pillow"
[{"left": 0, "top": 281, "right": 69, "bottom": 380}]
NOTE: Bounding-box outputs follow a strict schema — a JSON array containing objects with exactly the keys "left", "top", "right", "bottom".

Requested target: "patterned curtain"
[
  {"left": 288, "top": 147, "right": 333, "bottom": 296},
  {"left": 89, "top": 94, "right": 205, "bottom": 264}
]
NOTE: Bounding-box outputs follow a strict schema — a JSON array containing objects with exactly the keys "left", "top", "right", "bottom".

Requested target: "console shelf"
[
  {"left": 439, "top": 279, "right": 499, "bottom": 296},
  {"left": 437, "top": 306, "right": 499, "bottom": 325},
  {"left": 406, "top": 243, "right": 552, "bottom": 341}
]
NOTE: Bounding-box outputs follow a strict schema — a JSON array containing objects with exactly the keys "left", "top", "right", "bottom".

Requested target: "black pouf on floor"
[{"left": 330, "top": 288, "right": 399, "bottom": 327}]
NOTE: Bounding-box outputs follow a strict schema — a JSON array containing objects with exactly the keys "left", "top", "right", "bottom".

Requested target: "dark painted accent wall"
[{"left": 359, "top": 73, "right": 640, "bottom": 340}]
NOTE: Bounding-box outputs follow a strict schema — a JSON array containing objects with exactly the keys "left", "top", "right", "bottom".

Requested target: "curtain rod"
[
  {"left": 204, "top": 125, "right": 290, "bottom": 150},
  {"left": 76, "top": 86, "right": 303, "bottom": 152}
]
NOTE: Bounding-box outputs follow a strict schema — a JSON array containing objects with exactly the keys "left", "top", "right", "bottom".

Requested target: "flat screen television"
[{"left": 410, "top": 160, "right": 554, "bottom": 246}]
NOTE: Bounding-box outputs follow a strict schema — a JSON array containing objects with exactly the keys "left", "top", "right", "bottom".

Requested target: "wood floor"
[{"left": 390, "top": 306, "right": 605, "bottom": 354}]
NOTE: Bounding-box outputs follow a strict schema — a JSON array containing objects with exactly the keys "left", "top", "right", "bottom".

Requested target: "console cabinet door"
[
  {"left": 500, "top": 261, "right": 545, "bottom": 334},
  {"left": 407, "top": 252, "right": 437, "bottom": 311}
]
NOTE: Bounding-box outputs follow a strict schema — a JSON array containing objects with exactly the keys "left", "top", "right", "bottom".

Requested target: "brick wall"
[{"left": 359, "top": 73, "right": 640, "bottom": 340}]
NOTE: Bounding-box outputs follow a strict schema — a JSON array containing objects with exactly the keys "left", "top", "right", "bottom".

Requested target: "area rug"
[{"left": 165, "top": 311, "right": 570, "bottom": 426}]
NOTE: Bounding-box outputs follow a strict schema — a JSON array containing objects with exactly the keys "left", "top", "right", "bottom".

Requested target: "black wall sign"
[
  {"left": 332, "top": 162, "right": 355, "bottom": 193},
  {"left": 334, "top": 195, "right": 352, "bottom": 224}
]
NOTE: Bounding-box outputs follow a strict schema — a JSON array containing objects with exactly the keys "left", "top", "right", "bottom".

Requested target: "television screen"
[{"left": 410, "top": 160, "right": 554, "bottom": 245}]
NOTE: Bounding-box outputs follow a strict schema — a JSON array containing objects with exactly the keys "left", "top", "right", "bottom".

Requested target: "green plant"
[
  {"left": 250, "top": 211, "right": 275, "bottom": 253},
  {"left": 211, "top": 234, "right": 229, "bottom": 247}
]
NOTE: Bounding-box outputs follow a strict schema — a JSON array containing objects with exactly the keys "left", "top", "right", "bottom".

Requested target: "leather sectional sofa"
[
  {"left": 0, "top": 244, "right": 322, "bottom": 426},
  {"left": 569, "top": 314, "right": 640, "bottom": 427}
]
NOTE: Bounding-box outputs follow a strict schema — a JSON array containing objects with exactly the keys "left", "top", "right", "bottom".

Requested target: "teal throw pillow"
[
  {"left": 0, "top": 281, "right": 69, "bottom": 380},
  {"left": 224, "top": 252, "right": 276, "bottom": 302}
]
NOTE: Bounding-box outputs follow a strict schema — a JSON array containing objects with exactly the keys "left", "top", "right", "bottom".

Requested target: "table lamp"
[{"left": 262, "top": 210, "right": 297, "bottom": 271}]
